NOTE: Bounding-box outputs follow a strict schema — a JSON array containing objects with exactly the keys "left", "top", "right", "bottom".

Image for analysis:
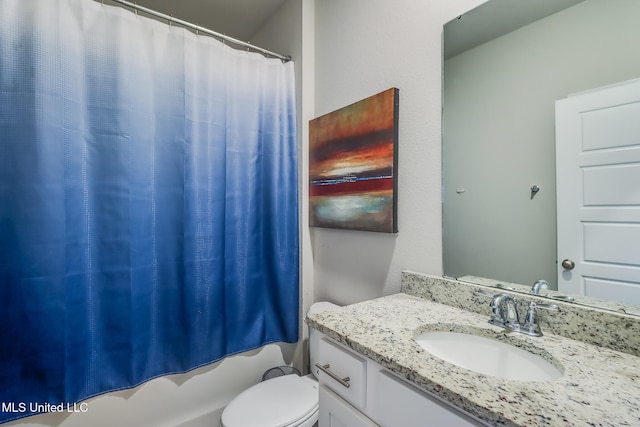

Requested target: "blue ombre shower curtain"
[{"left": 0, "top": 0, "right": 298, "bottom": 421}]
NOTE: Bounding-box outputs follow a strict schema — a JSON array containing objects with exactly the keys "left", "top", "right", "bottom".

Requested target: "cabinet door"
[
  {"left": 375, "top": 371, "right": 489, "bottom": 427},
  {"left": 319, "top": 386, "right": 378, "bottom": 427}
]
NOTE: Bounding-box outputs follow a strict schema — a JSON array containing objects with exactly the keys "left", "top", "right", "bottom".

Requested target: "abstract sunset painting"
[{"left": 309, "top": 88, "right": 399, "bottom": 233}]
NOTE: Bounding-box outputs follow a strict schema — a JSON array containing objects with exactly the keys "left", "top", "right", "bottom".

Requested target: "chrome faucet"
[
  {"left": 477, "top": 289, "right": 559, "bottom": 336},
  {"left": 488, "top": 293, "right": 519, "bottom": 328},
  {"left": 530, "top": 279, "right": 550, "bottom": 294}
]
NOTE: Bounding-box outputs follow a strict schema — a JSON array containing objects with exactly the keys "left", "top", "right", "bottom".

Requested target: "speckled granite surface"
[
  {"left": 458, "top": 275, "right": 640, "bottom": 317},
  {"left": 307, "top": 294, "right": 640, "bottom": 427},
  {"left": 402, "top": 271, "right": 640, "bottom": 357},
  {"left": 307, "top": 293, "right": 640, "bottom": 427}
]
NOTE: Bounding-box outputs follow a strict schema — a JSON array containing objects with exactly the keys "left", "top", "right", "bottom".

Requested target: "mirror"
[{"left": 442, "top": 0, "right": 640, "bottom": 315}]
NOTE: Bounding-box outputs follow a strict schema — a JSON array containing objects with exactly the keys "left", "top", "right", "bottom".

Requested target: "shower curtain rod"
[{"left": 107, "top": 0, "right": 292, "bottom": 62}]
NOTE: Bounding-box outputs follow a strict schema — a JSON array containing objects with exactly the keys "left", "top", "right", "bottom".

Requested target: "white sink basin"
[{"left": 414, "top": 331, "right": 563, "bottom": 382}]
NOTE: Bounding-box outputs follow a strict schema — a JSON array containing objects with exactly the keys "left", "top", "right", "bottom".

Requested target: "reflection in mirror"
[{"left": 442, "top": 0, "right": 640, "bottom": 315}]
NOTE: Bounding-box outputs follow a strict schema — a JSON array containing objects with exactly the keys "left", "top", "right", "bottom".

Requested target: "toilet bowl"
[{"left": 219, "top": 301, "right": 338, "bottom": 427}]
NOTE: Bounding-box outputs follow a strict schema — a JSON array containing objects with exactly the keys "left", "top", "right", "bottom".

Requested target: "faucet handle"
[{"left": 522, "top": 301, "right": 559, "bottom": 336}]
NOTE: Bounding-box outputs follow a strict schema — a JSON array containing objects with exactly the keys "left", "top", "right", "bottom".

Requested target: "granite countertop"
[{"left": 306, "top": 293, "right": 640, "bottom": 427}]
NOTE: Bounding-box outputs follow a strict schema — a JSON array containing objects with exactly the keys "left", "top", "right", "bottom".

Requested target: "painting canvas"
[{"left": 309, "top": 88, "right": 399, "bottom": 233}]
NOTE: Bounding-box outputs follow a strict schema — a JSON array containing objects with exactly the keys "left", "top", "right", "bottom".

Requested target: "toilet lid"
[{"left": 221, "top": 375, "right": 318, "bottom": 427}]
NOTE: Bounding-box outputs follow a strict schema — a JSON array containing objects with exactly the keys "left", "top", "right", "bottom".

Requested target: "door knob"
[{"left": 561, "top": 259, "right": 575, "bottom": 270}]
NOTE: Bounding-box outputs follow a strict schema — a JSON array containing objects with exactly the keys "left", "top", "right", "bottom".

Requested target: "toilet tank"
[{"left": 307, "top": 301, "right": 339, "bottom": 380}]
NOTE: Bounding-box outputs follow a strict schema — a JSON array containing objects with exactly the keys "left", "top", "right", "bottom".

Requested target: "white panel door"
[{"left": 555, "top": 78, "right": 640, "bottom": 305}]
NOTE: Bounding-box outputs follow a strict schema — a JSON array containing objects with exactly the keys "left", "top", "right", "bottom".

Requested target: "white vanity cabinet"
[{"left": 316, "top": 335, "right": 489, "bottom": 427}]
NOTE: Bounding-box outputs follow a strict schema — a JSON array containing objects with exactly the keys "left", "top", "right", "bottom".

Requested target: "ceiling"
[
  {"left": 444, "top": 0, "right": 585, "bottom": 59},
  {"left": 104, "top": 0, "right": 587, "bottom": 61},
  {"left": 104, "top": 0, "right": 288, "bottom": 42}
]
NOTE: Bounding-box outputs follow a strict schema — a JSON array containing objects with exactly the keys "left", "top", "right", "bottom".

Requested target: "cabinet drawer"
[{"left": 317, "top": 337, "right": 367, "bottom": 409}]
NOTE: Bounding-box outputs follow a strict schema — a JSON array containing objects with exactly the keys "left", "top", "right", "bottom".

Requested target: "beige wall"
[{"left": 312, "top": 0, "right": 484, "bottom": 305}]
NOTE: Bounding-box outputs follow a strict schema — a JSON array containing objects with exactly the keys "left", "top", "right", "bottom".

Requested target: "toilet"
[{"left": 220, "top": 301, "right": 338, "bottom": 427}]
